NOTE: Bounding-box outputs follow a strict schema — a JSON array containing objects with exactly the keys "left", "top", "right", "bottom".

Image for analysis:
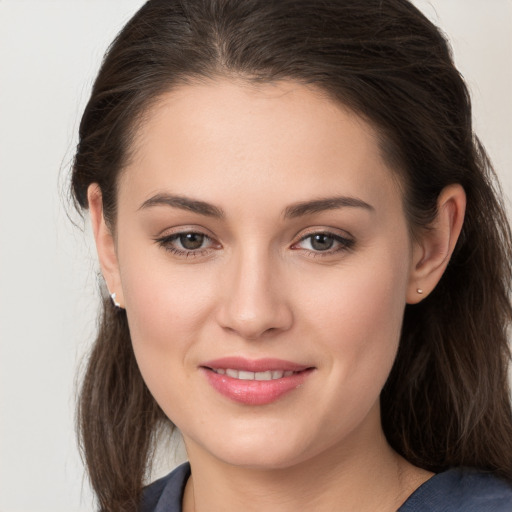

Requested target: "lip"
[
  {"left": 200, "top": 357, "right": 314, "bottom": 406},
  {"left": 201, "top": 357, "right": 310, "bottom": 373}
]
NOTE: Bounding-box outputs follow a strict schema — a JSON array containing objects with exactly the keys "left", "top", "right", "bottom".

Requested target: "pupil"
[
  {"left": 180, "top": 233, "right": 204, "bottom": 250},
  {"left": 311, "top": 234, "right": 334, "bottom": 251}
]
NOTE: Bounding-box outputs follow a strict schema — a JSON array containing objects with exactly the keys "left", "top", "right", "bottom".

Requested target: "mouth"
[
  {"left": 208, "top": 368, "right": 299, "bottom": 380},
  {"left": 200, "top": 357, "right": 315, "bottom": 405}
]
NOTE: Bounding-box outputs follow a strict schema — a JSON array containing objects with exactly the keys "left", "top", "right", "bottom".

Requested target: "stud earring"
[
  {"left": 110, "top": 292, "right": 122, "bottom": 308},
  {"left": 417, "top": 288, "right": 424, "bottom": 294}
]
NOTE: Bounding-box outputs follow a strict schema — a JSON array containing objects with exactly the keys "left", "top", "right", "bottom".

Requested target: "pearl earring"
[
  {"left": 417, "top": 288, "right": 424, "bottom": 294},
  {"left": 110, "top": 292, "right": 122, "bottom": 308}
]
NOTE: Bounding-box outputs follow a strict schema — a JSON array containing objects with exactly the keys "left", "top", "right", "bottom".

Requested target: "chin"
[
  {"left": 216, "top": 446, "right": 305, "bottom": 471},
  {"left": 188, "top": 426, "right": 321, "bottom": 471}
]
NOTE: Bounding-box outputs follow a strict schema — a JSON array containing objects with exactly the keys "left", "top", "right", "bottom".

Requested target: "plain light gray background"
[{"left": 0, "top": 1, "right": 511, "bottom": 511}]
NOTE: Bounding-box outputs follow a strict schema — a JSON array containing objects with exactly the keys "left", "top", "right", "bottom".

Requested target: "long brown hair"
[{"left": 71, "top": 0, "right": 512, "bottom": 509}]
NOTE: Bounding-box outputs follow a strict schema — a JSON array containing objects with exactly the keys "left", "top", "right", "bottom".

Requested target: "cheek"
[
  {"left": 118, "top": 247, "right": 218, "bottom": 386},
  {"left": 300, "top": 248, "right": 409, "bottom": 386}
]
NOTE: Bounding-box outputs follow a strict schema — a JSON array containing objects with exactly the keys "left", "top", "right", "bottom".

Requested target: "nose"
[{"left": 215, "top": 247, "right": 293, "bottom": 340}]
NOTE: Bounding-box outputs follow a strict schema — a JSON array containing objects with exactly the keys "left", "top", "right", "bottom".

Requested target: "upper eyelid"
[
  {"left": 293, "top": 232, "right": 354, "bottom": 248},
  {"left": 154, "top": 225, "right": 216, "bottom": 239},
  {"left": 299, "top": 231, "right": 352, "bottom": 240},
  {"left": 155, "top": 231, "right": 215, "bottom": 246},
  {"left": 293, "top": 226, "right": 354, "bottom": 242},
  {"left": 154, "top": 226, "right": 354, "bottom": 247}
]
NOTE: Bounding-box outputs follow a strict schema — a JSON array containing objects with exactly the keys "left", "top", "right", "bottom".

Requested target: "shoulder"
[
  {"left": 399, "top": 468, "right": 512, "bottom": 512},
  {"left": 139, "top": 462, "right": 191, "bottom": 512}
]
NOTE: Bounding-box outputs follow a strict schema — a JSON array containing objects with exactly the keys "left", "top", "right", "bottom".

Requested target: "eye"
[
  {"left": 154, "top": 230, "right": 218, "bottom": 257},
  {"left": 293, "top": 231, "right": 354, "bottom": 256},
  {"left": 177, "top": 232, "right": 207, "bottom": 250},
  {"left": 304, "top": 233, "right": 336, "bottom": 251}
]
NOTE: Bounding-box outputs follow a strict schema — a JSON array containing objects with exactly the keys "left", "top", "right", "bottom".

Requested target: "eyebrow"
[
  {"left": 283, "top": 196, "right": 374, "bottom": 218},
  {"left": 139, "top": 193, "right": 225, "bottom": 218},
  {"left": 138, "top": 193, "right": 374, "bottom": 219}
]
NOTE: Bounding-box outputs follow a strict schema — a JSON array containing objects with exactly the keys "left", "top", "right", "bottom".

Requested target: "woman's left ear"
[{"left": 407, "top": 184, "right": 466, "bottom": 304}]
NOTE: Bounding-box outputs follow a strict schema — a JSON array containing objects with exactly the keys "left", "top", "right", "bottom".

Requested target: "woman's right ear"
[{"left": 87, "top": 184, "right": 124, "bottom": 307}]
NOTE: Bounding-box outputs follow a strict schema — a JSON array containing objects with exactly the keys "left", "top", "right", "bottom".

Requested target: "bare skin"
[
  {"left": 89, "top": 78, "right": 465, "bottom": 511},
  {"left": 182, "top": 411, "right": 433, "bottom": 512}
]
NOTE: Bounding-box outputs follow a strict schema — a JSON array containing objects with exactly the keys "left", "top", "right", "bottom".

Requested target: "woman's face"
[{"left": 109, "top": 79, "right": 419, "bottom": 469}]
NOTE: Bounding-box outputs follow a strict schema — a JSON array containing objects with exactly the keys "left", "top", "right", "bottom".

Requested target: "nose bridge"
[{"left": 217, "top": 242, "right": 292, "bottom": 339}]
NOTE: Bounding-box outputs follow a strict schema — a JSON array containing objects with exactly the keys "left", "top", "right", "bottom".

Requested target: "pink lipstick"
[{"left": 201, "top": 357, "right": 314, "bottom": 405}]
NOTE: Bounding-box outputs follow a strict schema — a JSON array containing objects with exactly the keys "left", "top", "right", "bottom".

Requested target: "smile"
[
  {"left": 211, "top": 369, "right": 297, "bottom": 380},
  {"left": 201, "top": 358, "right": 314, "bottom": 405}
]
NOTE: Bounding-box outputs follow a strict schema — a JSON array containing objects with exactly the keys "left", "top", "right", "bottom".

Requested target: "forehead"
[{"left": 120, "top": 78, "right": 403, "bottom": 217}]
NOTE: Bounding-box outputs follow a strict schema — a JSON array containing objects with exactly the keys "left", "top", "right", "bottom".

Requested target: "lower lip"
[{"left": 202, "top": 368, "right": 314, "bottom": 405}]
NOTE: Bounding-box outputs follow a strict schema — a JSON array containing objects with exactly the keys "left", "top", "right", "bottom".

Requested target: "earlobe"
[
  {"left": 407, "top": 184, "right": 466, "bottom": 304},
  {"left": 87, "top": 184, "right": 125, "bottom": 308}
]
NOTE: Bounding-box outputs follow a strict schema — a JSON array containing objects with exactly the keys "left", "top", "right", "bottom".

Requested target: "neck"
[{"left": 182, "top": 410, "right": 432, "bottom": 512}]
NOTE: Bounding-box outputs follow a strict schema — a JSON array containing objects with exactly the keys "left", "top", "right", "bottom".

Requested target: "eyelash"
[
  {"left": 154, "top": 230, "right": 355, "bottom": 258},
  {"left": 292, "top": 232, "right": 355, "bottom": 257},
  {"left": 154, "top": 231, "right": 216, "bottom": 258}
]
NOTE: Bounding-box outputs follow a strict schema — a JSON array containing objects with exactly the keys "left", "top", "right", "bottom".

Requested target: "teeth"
[
  {"left": 213, "top": 368, "right": 297, "bottom": 380},
  {"left": 255, "top": 371, "right": 272, "bottom": 381}
]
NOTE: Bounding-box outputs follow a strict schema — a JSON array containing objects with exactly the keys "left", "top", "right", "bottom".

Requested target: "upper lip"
[{"left": 201, "top": 357, "right": 312, "bottom": 373}]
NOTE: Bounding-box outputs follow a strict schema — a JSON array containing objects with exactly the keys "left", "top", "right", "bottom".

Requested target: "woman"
[{"left": 71, "top": 0, "right": 512, "bottom": 510}]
